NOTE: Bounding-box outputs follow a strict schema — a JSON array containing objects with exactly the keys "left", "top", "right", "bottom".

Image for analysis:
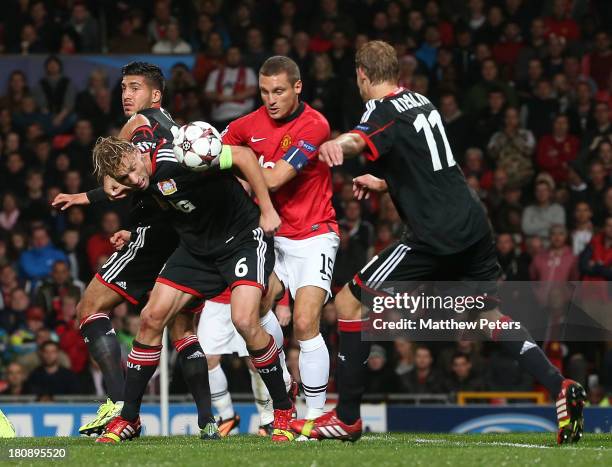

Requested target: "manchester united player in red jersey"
[{"left": 221, "top": 56, "right": 338, "bottom": 428}]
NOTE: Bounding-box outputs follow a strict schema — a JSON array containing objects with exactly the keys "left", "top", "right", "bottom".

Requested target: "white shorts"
[
  {"left": 274, "top": 232, "right": 340, "bottom": 299},
  {"left": 197, "top": 301, "right": 248, "bottom": 357}
]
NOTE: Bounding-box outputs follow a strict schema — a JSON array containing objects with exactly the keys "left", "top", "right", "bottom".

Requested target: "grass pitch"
[{"left": 1, "top": 433, "right": 611, "bottom": 467}]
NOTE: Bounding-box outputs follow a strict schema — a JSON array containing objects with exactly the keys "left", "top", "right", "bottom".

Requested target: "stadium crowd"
[{"left": 0, "top": 0, "right": 611, "bottom": 406}]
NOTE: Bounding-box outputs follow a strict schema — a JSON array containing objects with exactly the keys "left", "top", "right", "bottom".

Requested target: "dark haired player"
[
  {"left": 53, "top": 62, "right": 219, "bottom": 439},
  {"left": 291, "top": 41, "right": 586, "bottom": 445},
  {"left": 222, "top": 56, "right": 337, "bottom": 429}
]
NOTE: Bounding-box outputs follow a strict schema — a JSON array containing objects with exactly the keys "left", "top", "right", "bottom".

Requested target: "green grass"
[{"left": 1, "top": 433, "right": 611, "bottom": 467}]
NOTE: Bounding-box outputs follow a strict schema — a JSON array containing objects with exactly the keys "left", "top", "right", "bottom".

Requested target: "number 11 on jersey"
[{"left": 413, "top": 109, "right": 456, "bottom": 171}]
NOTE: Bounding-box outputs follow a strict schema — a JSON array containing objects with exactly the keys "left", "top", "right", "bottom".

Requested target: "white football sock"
[
  {"left": 208, "top": 364, "right": 234, "bottom": 420},
  {"left": 249, "top": 367, "right": 274, "bottom": 426},
  {"left": 260, "top": 309, "right": 292, "bottom": 391},
  {"left": 299, "top": 333, "right": 329, "bottom": 419}
]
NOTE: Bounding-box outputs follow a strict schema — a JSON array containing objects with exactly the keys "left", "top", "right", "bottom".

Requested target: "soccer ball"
[{"left": 173, "top": 121, "right": 223, "bottom": 171}]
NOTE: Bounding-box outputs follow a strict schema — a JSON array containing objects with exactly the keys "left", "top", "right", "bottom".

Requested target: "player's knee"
[
  {"left": 76, "top": 292, "right": 101, "bottom": 321},
  {"left": 139, "top": 307, "right": 165, "bottom": 334},
  {"left": 232, "top": 316, "right": 258, "bottom": 341},
  {"left": 207, "top": 355, "right": 221, "bottom": 370},
  {"left": 293, "top": 311, "right": 318, "bottom": 339},
  {"left": 335, "top": 286, "right": 361, "bottom": 320}
]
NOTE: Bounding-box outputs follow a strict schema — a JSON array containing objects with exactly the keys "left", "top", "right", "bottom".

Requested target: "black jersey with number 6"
[
  {"left": 350, "top": 88, "right": 490, "bottom": 255},
  {"left": 144, "top": 149, "right": 260, "bottom": 258}
]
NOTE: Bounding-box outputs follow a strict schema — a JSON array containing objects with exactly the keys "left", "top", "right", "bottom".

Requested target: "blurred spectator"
[
  {"left": 34, "top": 260, "right": 83, "bottom": 325},
  {"left": 243, "top": 27, "right": 269, "bottom": 72},
  {"left": 10, "top": 305, "right": 44, "bottom": 359},
  {"left": 1, "top": 288, "right": 29, "bottom": 334},
  {"left": 521, "top": 180, "right": 566, "bottom": 241},
  {"left": 439, "top": 93, "right": 470, "bottom": 159},
  {"left": 340, "top": 200, "right": 374, "bottom": 255},
  {"left": 33, "top": 56, "right": 76, "bottom": 134},
  {"left": 68, "top": 3, "right": 100, "bottom": 52},
  {"left": 21, "top": 170, "right": 48, "bottom": 225},
  {"left": 86, "top": 211, "right": 120, "bottom": 274},
  {"left": 473, "top": 88, "right": 506, "bottom": 150},
  {"left": 536, "top": 114, "right": 579, "bottom": 184},
  {"left": 192, "top": 31, "right": 226, "bottom": 85},
  {"left": 55, "top": 293, "right": 88, "bottom": 373},
  {"left": 462, "top": 147, "right": 493, "bottom": 191},
  {"left": 365, "top": 345, "right": 399, "bottom": 394},
  {"left": 587, "top": 161, "right": 610, "bottom": 226},
  {"left": 571, "top": 202, "right": 594, "bottom": 256},
  {"left": 305, "top": 54, "right": 341, "bottom": 132},
  {"left": 26, "top": 340, "right": 80, "bottom": 396},
  {"left": 517, "top": 19, "right": 548, "bottom": 81},
  {"left": 65, "top": 119, "right": 95, "bottom": 179},
  {"left": 0, "top": 70, "right": 30, "bottom": 114},
  {"left": 373, "top": 222, "right": 395, "bottom": 255},
  {"left": 152, "top": 22, "right": 192, "bottom": 54},
  {"left": 445, "top": 352, "right": 487, "bottom": 394},
  {"left": 28, "top": 1, "right": 61, "bottom": 52},
  {"left": 291, "top": 31, "right": 313, "bottom": 77},
  {"left": 497, "top": 232, "right": 530, "bottom": 281},
  {"left": 13, "top": 23, "right": 47, "bottom": 54},
  {"left": 18, "top": 226, "right": 67, "bottom": 285},
  {"left": 0, "top": 193, "right": 21, "bottom": 232},
  {"left": 521, "top": 79, "right": 559, "bottom": 140},
  {"left": 544, "top": 0, "right": 580, "bottom": 41},
  {"left": 488, "top": 107, "right": 535, "bottom": 186},
  {"left": 530, "top": 224, "right": 579, "bottom": 281},
  {"left": 204, "top": 46, "right": 256, "bottom": 131},
  {"left": 581, "top": 102, "right": 612, "bottom": 158},
  {"left": 582, "top": 31, "right": 612, "bottom": 91},
  {"left": 0, "top": 362, "right": 30, "bottom": 395},
  {"left": 569, "top": 81, "right": 595, "bottom": 137},
  {"left": 464, "top": 58, "right": 517, "bottom": 116},
  {"left": 579, "top": 216, "right": 612, "bottom": 282},
  {"left": 147, "top": 0, "right": 178, "bottom": 43},
  {"left": 398, "top": 346, "right": 446, "bottom": 394},
  {"left": 393, "top": 338, "right": 414, "bottom": 379},
  {"left": 108, "top": 15, "right": 150, "bottom": 54}
]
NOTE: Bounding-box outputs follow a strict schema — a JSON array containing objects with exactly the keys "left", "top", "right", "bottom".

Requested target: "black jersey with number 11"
[{"left": 350, "top": 88, "right": 490, "bottom": 255}]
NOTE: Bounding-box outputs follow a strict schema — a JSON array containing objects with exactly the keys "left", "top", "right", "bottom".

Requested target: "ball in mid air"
[{"left": 173, "top": 121, "right": 223, "bottom": 171}]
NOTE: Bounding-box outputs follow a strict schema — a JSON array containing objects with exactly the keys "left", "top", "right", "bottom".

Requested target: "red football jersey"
[{"left": 222, "top": 103, "right": 337, "bottom": 240}]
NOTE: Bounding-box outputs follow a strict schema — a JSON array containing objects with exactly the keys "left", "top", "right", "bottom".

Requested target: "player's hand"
[
  {"left": 352, "top": 174, "right": 388, "bottom": 200},
  {"left": 103, "top": 175, "right": 132, "bottom": 200},
  {"left": 110, "top": 230, "right": 131, "bottom": 250},
  {"left": 51, "top": 192, "right": 89, "bottom": 210},
  {"left": 260, "top": 208, "right": 281, "bottom": 237},
  {"left": 319, "top": 140, "right": 344, "bottom": 167},
  {"left": 275, "top": 304, "right": 291, "bottom": 326}
]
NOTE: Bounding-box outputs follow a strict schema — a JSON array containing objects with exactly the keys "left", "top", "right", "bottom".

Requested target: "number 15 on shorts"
[{"left": 320, "top": 253, "right": 333, "bottom": 281}]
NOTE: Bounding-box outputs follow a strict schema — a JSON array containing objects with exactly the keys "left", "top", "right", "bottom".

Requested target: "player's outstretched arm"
[
  {"left": 229, "top": 145, "right": 281, "bottom": 236},
  {"left": 319, "top": 132, "right": 366, "bottom": 167},
  {"left": 353, "top": 174, "right": 388, "bottom": 200},
  {"left": 261, "top": 160, "right": 296, "bottom": 192}
]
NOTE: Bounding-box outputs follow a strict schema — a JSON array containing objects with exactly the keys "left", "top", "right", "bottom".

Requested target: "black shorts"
[
  {"left": 96, "top": 224, "right": 178, "bottom": 305},
  {"left": 157, "top": 227, "right": 274, "bottom": 299},
  {"left": 349, "top": 231, "right": 501, "bottom": 309}
]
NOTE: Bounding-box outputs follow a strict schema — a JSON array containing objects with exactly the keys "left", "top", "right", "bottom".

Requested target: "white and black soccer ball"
[{"left": 173, "top": 121, "right": 223, "bottom": 171}]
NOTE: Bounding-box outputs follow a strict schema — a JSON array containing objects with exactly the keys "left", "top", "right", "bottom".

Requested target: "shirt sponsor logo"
[
  {"left": 298, "top": 140, "right": 317, "bottom": 152},
  {"left": 280, "top": 134, "right": 292, "bottom": 151},
  {"left": 157, "top": 179, "right": 177, "bottom": 196},
  {"left": 355, "top": 124, "right": 370, "bottom": 132}
]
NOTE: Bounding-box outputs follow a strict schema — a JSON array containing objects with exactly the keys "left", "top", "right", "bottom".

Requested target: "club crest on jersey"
[
  {"left": 280, "top": 134, "right": 292, "bottom": 151},
  {"left": 298, "top": 140, "right": 317, "bottom": 153},
  {"left": 157, "top": 179, "right": 177, "bottom": 196}
]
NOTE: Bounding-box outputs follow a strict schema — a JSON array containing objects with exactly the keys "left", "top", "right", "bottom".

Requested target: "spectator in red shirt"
[
  {"left": 530, "top": 224, "right": 579, "bottom": 282},
  {"left": 544, "top": 0, "right": 580, "bottom": 41},
  {"left": 55, "top": 292, "right": 88, "bottom": 373},
  {"left": 536, "top": 114, "right": 579, "bottom": 183},
  {"left": 579, "top": 215, "right": 612, "bottom": 282},
  {"left": 85, "top": 211, "right": 120, "bottom": 273},
  {"left": 492, "top": 21, "right": 524, "bottom": 80},
  {"left": 582, "top": 31, "right": 612, "bottom": 92}
]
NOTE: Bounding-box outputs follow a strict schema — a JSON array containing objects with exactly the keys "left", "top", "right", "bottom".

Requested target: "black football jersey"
[
  {"left": 144, "top": 157, "right": 260, "bottom": 257},
  {"left": 351, "top": 89, "right": 490, "bottom": 255}
]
